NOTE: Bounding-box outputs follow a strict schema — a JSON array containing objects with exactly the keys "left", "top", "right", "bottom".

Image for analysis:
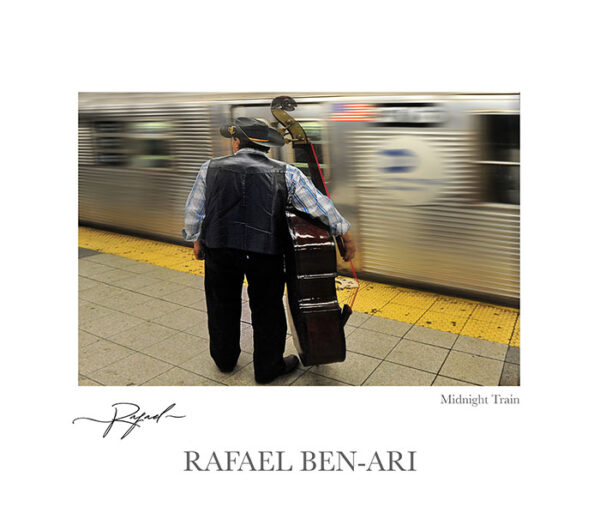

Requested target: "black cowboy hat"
[{"left": 219, "top": 117, "right": 284, "bottom": 147}]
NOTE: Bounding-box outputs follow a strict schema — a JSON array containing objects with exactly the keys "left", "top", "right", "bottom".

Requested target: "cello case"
[{"left": 271, "top": 96, "right": 352, "bottom": 366}]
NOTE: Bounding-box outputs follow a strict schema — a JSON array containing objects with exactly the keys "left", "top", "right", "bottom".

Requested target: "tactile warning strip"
[{"left": 79, "top": 226, "right": 520, "bottom": 345}]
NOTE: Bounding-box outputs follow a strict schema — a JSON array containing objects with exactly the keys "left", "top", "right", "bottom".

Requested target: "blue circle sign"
[{"left": 376, "top": 136, "right": 445, "bottom": 204}]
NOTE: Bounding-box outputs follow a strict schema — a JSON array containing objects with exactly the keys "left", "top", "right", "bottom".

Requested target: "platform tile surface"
[{"left": 78, "top": 246, "right": 519, "bottom": 387}]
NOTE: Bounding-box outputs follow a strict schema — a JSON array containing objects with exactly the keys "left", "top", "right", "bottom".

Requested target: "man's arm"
[
  {"left": 182, "top": 161, "right": 209, "bottom": 259},
  {"left": 285, "top": 164, "right": 356, "bottom": 261},
  {"left": 192, "top": 240, "right": 204, "bottom": 260}
]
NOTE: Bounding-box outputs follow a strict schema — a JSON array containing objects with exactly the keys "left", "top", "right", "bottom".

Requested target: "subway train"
[{"left": 78, "top": 92, "right": 520, "bottom": 305}]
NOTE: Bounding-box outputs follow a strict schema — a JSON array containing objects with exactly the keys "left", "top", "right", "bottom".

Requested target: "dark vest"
[{"left": 201, "top": 151, "right": 288, "bottom": 255}]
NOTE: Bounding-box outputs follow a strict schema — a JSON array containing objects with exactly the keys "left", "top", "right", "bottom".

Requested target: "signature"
[{"left": 72, "top": 402, "right": 185, "bottom": 439}]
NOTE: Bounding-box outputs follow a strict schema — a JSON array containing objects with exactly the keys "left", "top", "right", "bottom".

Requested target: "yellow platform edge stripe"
[{"left": 79, "top": 226, "right": 520, "bottom": 347}]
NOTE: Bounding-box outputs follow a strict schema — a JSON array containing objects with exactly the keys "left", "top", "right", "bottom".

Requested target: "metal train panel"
[
  {"left": 79, "top": 100, "right": 216, "bottom": 240},
  {"left": 78, "top": 93, "right": 520, "bottom": 304},
  {"left": 325, "top": 95, "right": 519, "bottom": 303}
]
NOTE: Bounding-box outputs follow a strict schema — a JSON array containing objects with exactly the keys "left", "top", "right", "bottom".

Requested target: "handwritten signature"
[{"left": 72, "top": 402, "right": 185, "bottom": 439}]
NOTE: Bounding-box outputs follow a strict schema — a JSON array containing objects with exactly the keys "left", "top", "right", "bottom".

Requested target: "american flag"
[{"left": 330, "top": 102, "right": 376, "bottom": 122}]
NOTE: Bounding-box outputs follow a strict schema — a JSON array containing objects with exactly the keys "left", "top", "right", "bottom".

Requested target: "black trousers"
[{"left": 204, "top": 247, "right": 288, "bottom": 381}]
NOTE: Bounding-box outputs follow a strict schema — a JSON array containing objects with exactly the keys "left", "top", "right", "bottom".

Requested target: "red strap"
[
  {"left": 308, "top": 139, "right": 331, "bottom": 197},
  {"left": 308, "top": 139, "right": 360, "bottom": 308}
]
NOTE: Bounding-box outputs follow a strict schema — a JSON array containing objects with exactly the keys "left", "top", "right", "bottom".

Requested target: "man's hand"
[
  {"left": 193, "top": 240, "right": 205, "bottom": 260},
  {"left": 341, "top": 232, "right": 356, "bottom": 262}
]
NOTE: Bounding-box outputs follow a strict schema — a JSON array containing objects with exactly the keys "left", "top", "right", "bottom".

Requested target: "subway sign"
[
  {"left": 375, "top": 135, "right": 446, "bottom": 204},
  {"left": 374, "top": 103, "right": 447, "bottom": 127}
]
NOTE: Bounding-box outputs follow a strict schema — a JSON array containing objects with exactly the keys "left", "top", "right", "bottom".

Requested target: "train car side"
[{"left": 78, "top": 93, "right": 519, "bottom": 304}]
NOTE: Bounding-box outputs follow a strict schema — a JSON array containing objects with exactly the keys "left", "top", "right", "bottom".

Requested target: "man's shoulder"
[
  {"left": 267, "top": 155, "right": 291, "bottom": 171},
  {"left": 205, "top": 152, "right": 292, "bottom": 173},
  {"left": 203, "top": 154, "right": 235, "bottom": 172},
  {"left": 206, "top": 155, "right": 230, "bottom": 165},
  {"left": 282, "top": 162, "right": 301, "bottom": 173}
]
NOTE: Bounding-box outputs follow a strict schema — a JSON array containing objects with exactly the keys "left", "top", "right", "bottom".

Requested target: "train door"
[
  {"left": 230, "top": 103, "right": 283, "bottom": 160},
  {"left": 230, "top": 100, "right": 353, "bottom": 271},
  {"left": 230, "top": 101, "right": 331, "bottom": 185}
]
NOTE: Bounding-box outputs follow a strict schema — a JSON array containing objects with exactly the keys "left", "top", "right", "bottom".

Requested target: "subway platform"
[{"left": 78, "top": 227, "right": 520, "bottom": 387}]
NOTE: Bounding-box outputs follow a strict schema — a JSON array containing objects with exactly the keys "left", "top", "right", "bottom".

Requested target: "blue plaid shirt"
[{"left": 183, "top": 148, "right": 350, "bottom": 242}]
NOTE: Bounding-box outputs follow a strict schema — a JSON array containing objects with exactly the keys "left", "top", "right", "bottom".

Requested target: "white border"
[{"left": 5, "top": 1, "right": 599, "bottom": 510}]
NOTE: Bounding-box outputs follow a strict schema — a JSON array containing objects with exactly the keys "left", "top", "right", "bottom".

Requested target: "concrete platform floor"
[{"left": 79, "top": 247, "right": 519, "bottom": 386}]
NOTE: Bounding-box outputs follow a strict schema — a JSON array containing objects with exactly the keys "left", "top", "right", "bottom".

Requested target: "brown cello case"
[{"left": 271, "top": 96, "right": 352, "bottom": 366}]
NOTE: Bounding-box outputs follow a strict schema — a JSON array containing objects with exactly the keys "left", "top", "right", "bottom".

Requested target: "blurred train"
[{"left": 79, "top": 92, "right": 520, "bottom": 305}]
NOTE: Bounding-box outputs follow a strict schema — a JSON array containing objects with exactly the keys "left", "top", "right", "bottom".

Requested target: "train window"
[
  {"left": 125, "top": 120, "right": 173, "bottom": 169},
  {"left": 94, "top": 120, "right": 124, "bottom": 133},
  {"left": 478, "top": 114, "right": 520, "bottom": 205},
  {"left": 93, "top": 121, "right": 126, "bottom": 166},
  {"left": 130, "top": 120, "right": 172, "bottom": 134},
  {"left": 289, "top": 121, "right": 330, "bottom": 181},
  {"left": 92, "top": 119, "right": 174, "bottom": 169},
  {"left": 96, "top": 153, "right": 127, "bottom": 166},
  {"left": 96, "top": 137, "right": 122, "bottom": 150},
  {"left": 127, "top": 136, "right": 172, "bottom": 169}
]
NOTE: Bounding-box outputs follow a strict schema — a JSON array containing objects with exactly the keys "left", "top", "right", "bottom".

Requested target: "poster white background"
[{"left": 3, "top": 1, "right": 598, "bottom": 511}]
